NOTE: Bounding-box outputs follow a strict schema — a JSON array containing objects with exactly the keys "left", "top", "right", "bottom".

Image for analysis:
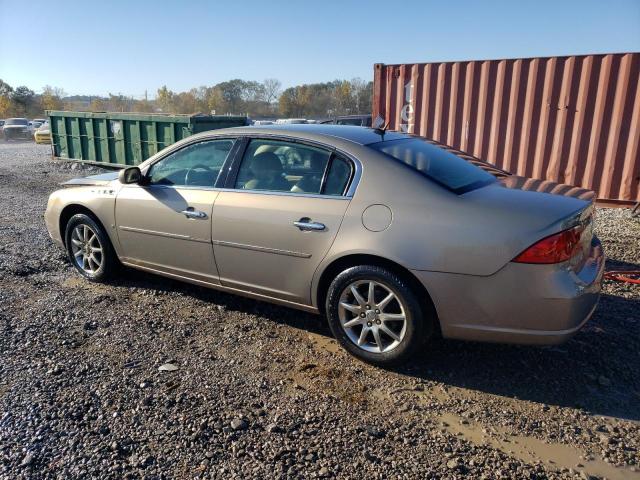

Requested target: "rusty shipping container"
[{"left": 373, "top": 53, "right": 640, "bottom": 204}]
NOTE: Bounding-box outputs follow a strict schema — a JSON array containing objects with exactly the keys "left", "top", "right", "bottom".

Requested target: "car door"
[
  {"left": 115, "top": 138, "right": 236, "bottom": 284},
  {"left": 212, "top": 137, "right": 356, "bottom": 305}
]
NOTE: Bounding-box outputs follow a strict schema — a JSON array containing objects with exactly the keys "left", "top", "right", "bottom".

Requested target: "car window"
[
  {"left": 323, "top": 155, "right": 352, "bottom": 195},
  {"left": 6, "top": 119, "right": 29, "bottom": 126},
  {"left": 235, "top": 139, "right": 332, "bottom": 194},
  {"left": 147, "top": 139, "right": 234, "bottom": 187},
  {"left": 370, "top": 138, "right": 496, "bottom": 194},
  {"left": 336, "top": 118, "right": 362, "bottom": 126}
]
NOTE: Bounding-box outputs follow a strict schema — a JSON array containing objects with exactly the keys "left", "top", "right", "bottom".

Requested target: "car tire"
[
  {"left": 325, "top": 265, "right": 431, "bottom": 367},
  {"left": 64, "top": 213, "right": 117, "bottom": 282}
]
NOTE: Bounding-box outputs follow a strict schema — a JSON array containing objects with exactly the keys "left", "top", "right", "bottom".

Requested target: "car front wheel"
[
  {"left": 64, "top": 213, "right": 117, "bottom": 282},
  {"left": 325, "top": 265, "right": 431, "bottom": 366}
]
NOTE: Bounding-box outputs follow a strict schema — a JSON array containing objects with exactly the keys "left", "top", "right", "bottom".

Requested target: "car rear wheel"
[
  {"left": 64, "top": 214, "right": 117, "bottom": 282},
  {"left": 325, "top": 265, "right": 430, "bottom": 366}
]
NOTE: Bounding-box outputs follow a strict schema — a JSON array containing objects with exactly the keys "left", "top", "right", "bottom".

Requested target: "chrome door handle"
[
  {"left": 294, "top": 218, "right": 326, "bottom": 231},
  {"left": 181, "top": 209, "right": 207, "bottom": 219}
]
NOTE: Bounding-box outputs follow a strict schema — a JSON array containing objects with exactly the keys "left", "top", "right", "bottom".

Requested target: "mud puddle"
[{"left": 440, "top": 412, "right": 640, "bottom": 479}]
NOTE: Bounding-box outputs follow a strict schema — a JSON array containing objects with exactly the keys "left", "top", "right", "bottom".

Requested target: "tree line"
[
  {"left": 0, "top": 78, "right": 372, "bottom": 119},
  {"left": 0, "top": 81, "right": 66, "bottom": 118}
]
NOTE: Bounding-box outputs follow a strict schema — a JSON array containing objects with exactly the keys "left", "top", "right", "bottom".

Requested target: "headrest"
[{"left": 250, "top": 152, "right": 283, "bottom": 173}]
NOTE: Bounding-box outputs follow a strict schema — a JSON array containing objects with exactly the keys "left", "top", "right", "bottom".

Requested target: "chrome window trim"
[
  {"left": 344, "top": 154, "right": 361, "bottom": 197},
  {"left": 130, "top": 183, "right": 351, "bottom": 200},
  {"left": 213, "top": 188, "right": 352, "bottom": 200},
  {"left": 139, "top": 132, "right": 363, "bottom": 197},
  {"left": 138, "top": 184, "right": 219, "bottom": 192},
  {"left": 227, "top": 133, "right": 362, "bottom": 198}
]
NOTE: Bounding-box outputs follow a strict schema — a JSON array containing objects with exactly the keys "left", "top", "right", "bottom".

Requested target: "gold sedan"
[{"left": 44, "top": 125, "right": 604, "bottom": 366}]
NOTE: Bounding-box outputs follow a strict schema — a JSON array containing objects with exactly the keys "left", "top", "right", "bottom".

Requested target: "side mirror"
[{"left": 118, "top": 166, "right": 142, "bottom": 184}]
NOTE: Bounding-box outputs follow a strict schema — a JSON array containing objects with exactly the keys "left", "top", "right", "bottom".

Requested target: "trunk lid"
[
  {"left": 497, "top": 175, "right": 596, "bottom": 270},
  {"left": 459, "top": 177, "right": 595, "bottom": 274}
]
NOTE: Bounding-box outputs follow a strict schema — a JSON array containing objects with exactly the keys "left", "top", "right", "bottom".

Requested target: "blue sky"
[{"left": 1, "top": 0, "right": 638, "bottom": 97}]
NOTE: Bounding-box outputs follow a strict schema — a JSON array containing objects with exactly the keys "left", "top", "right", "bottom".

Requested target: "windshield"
[
  {"left": 370, "top": 138, "right": 496, "bottom": 194},
  {"left": 5, "top": 119, "right": 28, "bottom": 126}
]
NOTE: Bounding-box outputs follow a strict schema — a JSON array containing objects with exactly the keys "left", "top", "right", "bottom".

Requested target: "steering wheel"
[{"left": 185, "top": 164, "right": 213, "bottom": 186}]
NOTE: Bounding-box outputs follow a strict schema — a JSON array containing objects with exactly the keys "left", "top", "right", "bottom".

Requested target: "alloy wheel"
[
  {"left": 70, "top": 224, "right": 104, "bottom": 275},
  {"left": 338, "top": 280, "right": 407, "bottom": 353}
]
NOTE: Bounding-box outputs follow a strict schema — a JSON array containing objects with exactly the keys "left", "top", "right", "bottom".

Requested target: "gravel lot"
[{"left": 0, "top": 142, "right": 638, "bottom": 479}]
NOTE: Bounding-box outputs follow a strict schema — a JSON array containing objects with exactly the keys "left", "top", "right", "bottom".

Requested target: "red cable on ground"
[{"left": 604, "top": 270, "right": 640, "bottom": 285}]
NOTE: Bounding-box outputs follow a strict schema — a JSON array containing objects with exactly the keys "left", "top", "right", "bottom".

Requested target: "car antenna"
[{"left": 372, "top": 114, "right": 388, "bottom": 138}]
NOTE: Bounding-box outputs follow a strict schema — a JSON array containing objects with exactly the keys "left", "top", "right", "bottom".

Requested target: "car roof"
[
  {"left": 206, "top": 124, "right": 511, "bottom": 177},
  {"left": 211, "top": 124, "right": 408, "bottom": 146}
]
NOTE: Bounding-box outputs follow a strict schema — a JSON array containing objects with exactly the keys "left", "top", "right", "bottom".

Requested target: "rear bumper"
[{"left": 412, "top": 237, "right": 605, "bottom": 345}]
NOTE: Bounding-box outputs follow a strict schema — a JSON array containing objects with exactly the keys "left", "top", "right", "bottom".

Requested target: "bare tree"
[
  {"left": 156, "top": 86, "right": 175, "bottom": 113},
  {"left": 40, "top": 86, "right": 66, "bottom": 111},
  {"left": 263, "top": 78, "right": 282, "bottom": 105}
]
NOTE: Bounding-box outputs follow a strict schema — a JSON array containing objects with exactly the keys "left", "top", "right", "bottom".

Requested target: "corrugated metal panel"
[
  {"left": 48, "top": 111, "right": 248, "bottom": 167},
  {"left": 373, "top": 53, "right": 640, "bottom": 203}
]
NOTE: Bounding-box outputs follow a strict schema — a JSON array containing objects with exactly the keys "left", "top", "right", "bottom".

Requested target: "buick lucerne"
[{"left": 45, "top": 125, "right": 604, "bottom": 366}]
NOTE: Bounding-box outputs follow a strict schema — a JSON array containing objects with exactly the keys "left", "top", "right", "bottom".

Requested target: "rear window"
[
  {"left": 336, "top": 118, "right": 363, "bottom": 126},
  {"left": 370, "top": 138, "right": 496, "bottom": 194}
]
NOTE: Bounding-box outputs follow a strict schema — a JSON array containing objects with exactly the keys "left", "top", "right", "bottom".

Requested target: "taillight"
[{"left": 513, "top": 225, "right": 584, "bottom": 264}]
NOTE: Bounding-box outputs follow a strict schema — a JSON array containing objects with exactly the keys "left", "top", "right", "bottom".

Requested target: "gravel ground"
[{"left": 0, "top": 141, "right": 638, "bottom": 479}]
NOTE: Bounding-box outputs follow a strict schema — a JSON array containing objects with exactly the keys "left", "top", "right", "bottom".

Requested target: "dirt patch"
[
  {"left": 440, "top": 412, "right": 639, "bottom": 479},
  {"left": 306, "top": 331, "right": 343, "bottom": 354}
]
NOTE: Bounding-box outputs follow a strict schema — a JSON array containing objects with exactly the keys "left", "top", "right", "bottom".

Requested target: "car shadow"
[
  {"left": 403, "top": 291, "right": 640, "bottom": 421},
  {"left": 108, "top": 268, "right": 640, "bottom": 422},
  {"left": 605, "top": 258, "right": 640, "bottom": 271},
  {"left": 109, "top": 267, "right": 330, "bottom": 336},
  {"left": 143, "top": 185, "right": 190, "bottom": 211}
]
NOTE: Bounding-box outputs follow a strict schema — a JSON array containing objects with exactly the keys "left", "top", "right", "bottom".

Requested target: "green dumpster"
[{"left": 48, "top": 111, "right": 248, "bottom": 167}]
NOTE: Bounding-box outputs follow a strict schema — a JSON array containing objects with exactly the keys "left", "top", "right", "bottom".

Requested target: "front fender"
[{"left": 44, "top": 184, "right": 121, "bottom": 255}]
